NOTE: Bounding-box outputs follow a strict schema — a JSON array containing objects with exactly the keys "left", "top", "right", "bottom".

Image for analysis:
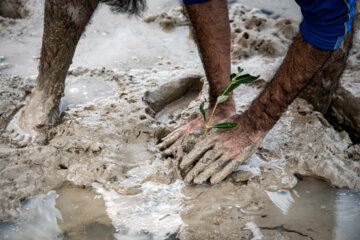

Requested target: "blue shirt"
[{"left": 183, "top": 0, "right": 355, "bottom": 50}]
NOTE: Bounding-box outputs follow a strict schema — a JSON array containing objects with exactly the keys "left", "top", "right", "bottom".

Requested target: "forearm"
[
  {"left": 245, "top": 33, "right": 331, "bottom": 131},
  {"left": 185, "top": 0, "right": 231, "bottom": 105}
]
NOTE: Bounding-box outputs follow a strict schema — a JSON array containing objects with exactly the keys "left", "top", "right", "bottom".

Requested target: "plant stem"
[
  {"left": 205, "top": 101, "right": 218, "bottom": 135},
  {"left": 204, "top": 82, "right": 234, "bottom": 135}
]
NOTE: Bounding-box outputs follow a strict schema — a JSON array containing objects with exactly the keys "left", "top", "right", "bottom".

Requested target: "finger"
[
  {"left": 193, "top": 154, "right": 232, "bottom": 184},
  {"left": 210, "top": 145, "right": 257, "bottom": 184},
  {"left": 163, "top": 137, "right": 183, "bottom": 156},
  {"left": 185, "top": 149, "right": 218, "bottom": 183},
  {"left": 210, "top": 159, "right": 242, "bottom": 184},
  {"left": 179, "top": 138, "right": 215, "bottom": 170},
  {"left": 156, "top": 129, "right": 183, "bottom": 150}
]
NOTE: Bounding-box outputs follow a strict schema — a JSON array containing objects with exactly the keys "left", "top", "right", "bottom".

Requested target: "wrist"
[
  {"left": 209, "top": 94, "right": 235, "bottom": 115},
  {"left": 244, "top": 102, "right": 278, "bottom": 132}
]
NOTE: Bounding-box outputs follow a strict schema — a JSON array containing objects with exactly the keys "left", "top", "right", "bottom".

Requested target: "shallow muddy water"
[
  {"left": 0, "top": 183, "right": 116, "bottom": 240},
  {"left": 180, "top": 177, "right": 360, "bottom": 239},
  {"left": 259, "top": 177, "right": 360, "bottom": 240},
  {"left": 1, "top": 177, "right": 359, "bottom": 239}
]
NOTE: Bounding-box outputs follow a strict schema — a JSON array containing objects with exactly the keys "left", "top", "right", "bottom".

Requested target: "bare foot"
[{"left": 6, "top": 88, "right": 60, "bottom": 146}]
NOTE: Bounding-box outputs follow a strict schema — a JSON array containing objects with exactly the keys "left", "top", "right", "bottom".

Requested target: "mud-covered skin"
[
  {"left": 185, "top": 0, "right": 232, "bottom": 103},
  {"left": 158, "top": 0, "right": 236, "bottom": 151},
  {"left": 180, "top": 114, "right": 265, "bottom": 184},
  {"left": 246, "top": 33, "right": 331, "bottom": 131},
  {"left": 6, "top": 0, "right": 99, "bottom": 145},
  {"left": 162, "top": 29, "right": 331, "bottom": 184},
  {"left": 300, "top": 30, "right": 353, "bottom": 115},
  {"left": 328, "top": 2, "right": 360, "bottom": 143},
  {"left": 157, "top": 104, "right": 235, "bottom": 151}
]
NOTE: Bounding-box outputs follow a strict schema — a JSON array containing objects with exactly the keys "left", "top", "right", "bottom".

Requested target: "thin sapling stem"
[{"left": 200, "top": 67, "right": 259, "bottom": 135}]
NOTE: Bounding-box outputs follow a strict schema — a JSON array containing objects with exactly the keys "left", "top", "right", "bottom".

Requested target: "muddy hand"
[
  {"left": 157, "top": 103, "right": 234, "bottom": 152},
  {"left": 180, "top": 114, "right": 266, "bottom": 184}
]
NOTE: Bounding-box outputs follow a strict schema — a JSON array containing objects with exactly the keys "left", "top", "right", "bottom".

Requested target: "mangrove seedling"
[{"left": 200, "top": 67, "right": 259, "bottom": 135}]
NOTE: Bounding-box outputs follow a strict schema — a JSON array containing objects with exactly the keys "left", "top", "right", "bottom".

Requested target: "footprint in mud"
[{"left": 143, "top": 75, "right": 204, "bottom": 123}]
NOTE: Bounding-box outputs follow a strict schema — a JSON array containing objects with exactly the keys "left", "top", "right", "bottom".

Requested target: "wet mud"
[
  {"left": 0, "top": 0, "right": 360, "bottom": 239},
  {"left": 144, "top": 2, "right": 299, "bottom": 61}
]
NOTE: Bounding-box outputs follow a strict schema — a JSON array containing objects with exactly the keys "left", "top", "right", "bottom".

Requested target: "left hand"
[{"left": 177, "top": 114, "right": 266, "bottom": 184}]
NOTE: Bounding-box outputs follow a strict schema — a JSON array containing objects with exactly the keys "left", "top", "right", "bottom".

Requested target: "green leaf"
[
  {"left": 217, "top": 95, "right": 229, "bottom": 103},
  {"left": 212, "top": 122, "right": 238, "bottom": 129},
  {"left": 237, "top": 67, "right": 244, "bottom": 73},
  {"left": 223, "top": 75, "right": 259, "bottom": 95},
  {"left": 230, "top": 73, "right": 237, "bottom": 81},
  {"left": 200, "top": 102, "right": 206, "bottom": 122}
]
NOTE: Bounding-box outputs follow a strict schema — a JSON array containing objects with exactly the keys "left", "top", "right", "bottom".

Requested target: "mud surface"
[
  {"left": 0, "top": 0, "right": 360, "bottom": 239},
  {"left": 0, "top": 0, "right": 28, "bottom": 19},
  {"left": 144, "top": 2, "right": 299, "bottom": 62}
]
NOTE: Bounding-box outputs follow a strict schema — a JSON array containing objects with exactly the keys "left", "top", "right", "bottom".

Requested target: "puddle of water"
[
  {"left": 59, "top": 76, "right": 117, "bottom": 113},
  {"left": 259, "top": 177, "right": 360, "bottom": 240},
  {"left": 180, "top": 177, "right": 360, "bottom": 239},
  {"left": 55, "top": 182, "right": 116, "bottom": 240},
  {"left": 0, "top": 183, "right": 116, "bottom": 240},
  {"left": 155, "top": 90, "right": 199, "bottom": 123},
  {"left": 0, "top": 191, "right": 62, "bottom": 240}
]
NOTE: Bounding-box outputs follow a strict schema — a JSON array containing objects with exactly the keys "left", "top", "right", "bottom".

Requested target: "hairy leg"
[{"left": 10, "top": 0, "right": 99, "bottom": 144}]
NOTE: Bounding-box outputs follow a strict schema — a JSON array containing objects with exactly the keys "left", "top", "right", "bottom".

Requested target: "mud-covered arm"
[
  {"left": 175, "top": 33, "right": 332, "bottom": 185},
  {"left": 184, "top": 0, "right": 232, "bottom": 106},
  {"left": 245, "top": 33, "right": 331, "bottom": 131},
  {"left": 157, "top": 0, "right": 233, "bottom": 151}
]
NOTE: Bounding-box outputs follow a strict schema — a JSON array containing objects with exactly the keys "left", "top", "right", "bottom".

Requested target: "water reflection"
[
  {"left": 0, "top": 183, "right": 116, "bottom": 240},
  {"left": 0, "top": 191, "right": 62, "bottom": 240},
  {"left": 334, "top": 189, "right": 360, "bottom": 240},
  {"left": 264, "top": 177, "right": 360, "bottom": 240}
]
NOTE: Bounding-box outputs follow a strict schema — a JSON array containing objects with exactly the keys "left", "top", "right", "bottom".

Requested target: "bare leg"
[{"left": 9, "top": 0, "right": 99, "bottom": 144}]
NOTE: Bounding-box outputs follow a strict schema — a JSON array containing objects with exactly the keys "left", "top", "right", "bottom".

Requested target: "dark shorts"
[{"left": 183, "top": 0, "right": 355, "bottom": 50}]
